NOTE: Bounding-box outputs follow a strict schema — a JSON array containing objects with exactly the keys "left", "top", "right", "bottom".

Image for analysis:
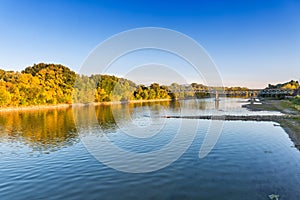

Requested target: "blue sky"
[{"left": 0, "top": 0, "right": 299, "bottom": 88}]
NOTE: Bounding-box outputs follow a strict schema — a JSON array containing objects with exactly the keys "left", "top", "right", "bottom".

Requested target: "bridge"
[
  {"left": 259, "top": 89, "right": 295, "bottom": 95},
  {"left": 167, "top": 88, "right": 296, "bottom": 99}
]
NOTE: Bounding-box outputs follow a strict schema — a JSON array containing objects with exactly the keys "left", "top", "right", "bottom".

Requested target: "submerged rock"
[{"left": 268, "top": 194, "right": 279, "bottom": 200}]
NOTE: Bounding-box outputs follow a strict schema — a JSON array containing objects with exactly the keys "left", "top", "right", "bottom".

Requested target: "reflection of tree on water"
[
  {"left": 196, "top": 101, "right": 206, "bottom": 110},
  {"left": 168, "top": 100, "right": 181, "bottom": 111},
  {"left": 0, "top": 99, "right": 213, "bottom": 154},
  {"left": 0, "top": 108, "right": 78, "bottom": 153},
  {"left": 95, "top": 101, "right": 174, "bottom": 132},
  {"left": 95, "top": 105, "right": 118, "bottom": 132},
  {"left": 73, "top": 104, "right": 120, "bottom": 134},
  {"left": 215, "top": 99, "right": 220, "bottom": 110}
]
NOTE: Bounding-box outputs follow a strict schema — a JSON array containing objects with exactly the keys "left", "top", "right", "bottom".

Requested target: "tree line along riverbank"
[{"left": 1, "top": 63, "right": 259, "bottom": 108}]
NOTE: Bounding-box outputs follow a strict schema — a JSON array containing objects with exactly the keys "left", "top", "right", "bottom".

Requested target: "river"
[{"left": 0, "top": 98, "right": 299, "bottom": 199}]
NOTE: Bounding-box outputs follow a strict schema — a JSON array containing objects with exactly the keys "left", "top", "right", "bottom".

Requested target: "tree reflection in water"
[
  {"left": 0, "top": 108, "right": 78, "bottom": 153},
  {"left": 0, "top": 100, "right": 192, "bottom": 153}
]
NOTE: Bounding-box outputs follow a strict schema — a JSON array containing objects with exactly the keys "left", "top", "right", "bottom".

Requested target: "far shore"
[{"left": 0, "top": 98, "right": 172, "bottom": 112}]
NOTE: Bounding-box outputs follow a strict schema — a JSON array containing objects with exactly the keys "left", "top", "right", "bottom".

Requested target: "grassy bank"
[{"left": 246, "top": 98, "right": 300, "bottom": 149}]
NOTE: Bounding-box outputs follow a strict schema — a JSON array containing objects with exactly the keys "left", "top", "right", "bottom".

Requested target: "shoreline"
[
  {"left": 276, "top": 118, "right": 300, "bottom": 149},
  {"left": 0, "top": 104, "right": 72, "bottom": 112},
  {"left": 0, "top": 98, "right": 172, "bottom": 112}
]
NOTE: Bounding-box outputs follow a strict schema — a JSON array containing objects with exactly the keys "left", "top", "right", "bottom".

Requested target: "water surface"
[{"left": 0, "top": 99, "right": 299, "bottom": 199}]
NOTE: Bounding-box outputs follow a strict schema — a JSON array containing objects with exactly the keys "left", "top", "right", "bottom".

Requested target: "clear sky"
[{"left": 0, "top": 0, "right": 299, "bottom": 88}]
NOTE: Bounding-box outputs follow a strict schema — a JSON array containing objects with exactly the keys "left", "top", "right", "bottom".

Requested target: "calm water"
[{"left": 0, "top": 98, "right": 300, "bottom": 200}]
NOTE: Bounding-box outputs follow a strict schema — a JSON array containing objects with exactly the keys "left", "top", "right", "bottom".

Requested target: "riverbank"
[
  {"left": 0, "top": 104, "right": 72, "bottom": 112},
  {"left": 244, "top": 99, "right": 300, "bottom": 149},
  {"left": 0, "top": 98, "right": 172, "bottom": 112}
]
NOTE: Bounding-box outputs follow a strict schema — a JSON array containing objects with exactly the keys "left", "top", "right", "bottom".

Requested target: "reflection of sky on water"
[{"left": 171, "top": 98, "right": 283, "bottom": 116}]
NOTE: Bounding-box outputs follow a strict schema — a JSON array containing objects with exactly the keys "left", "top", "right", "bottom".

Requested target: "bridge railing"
[{"left": 259, "top": 89, "right": 295, "bottom": 95}]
